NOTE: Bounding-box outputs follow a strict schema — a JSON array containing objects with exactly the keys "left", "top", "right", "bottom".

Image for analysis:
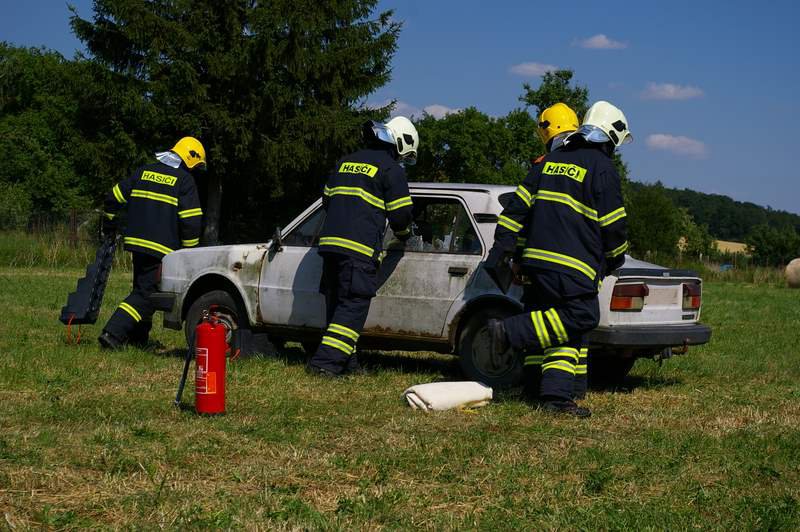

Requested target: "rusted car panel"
[{"left": 160, "top": 244, "right": 268, "bottom": 326}]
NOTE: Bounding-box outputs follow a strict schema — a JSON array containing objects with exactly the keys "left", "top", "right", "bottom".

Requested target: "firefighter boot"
[
  {"left": 487, "top": 319, "right": 510, "bottom": 359},
  {"left": 539, "top": 397, "right": 591, "bottom": 418},
  {"left": 128, "top": 320, "right": 154, "bottom": 349},
  {"left": 305, "top": 363, "right": 345, "bottom": 379},
  {"left": 98, "top": 330, "right": 123, "bottom": 351}
]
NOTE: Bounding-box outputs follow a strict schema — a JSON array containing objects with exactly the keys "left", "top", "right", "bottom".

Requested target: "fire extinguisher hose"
[{"left": 173, "top": 341, "right": 194, "bottom": 407}]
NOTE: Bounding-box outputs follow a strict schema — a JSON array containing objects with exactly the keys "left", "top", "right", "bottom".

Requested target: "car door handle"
[{"left": 448, "top": 266, "right": 469, "bottom": 277}]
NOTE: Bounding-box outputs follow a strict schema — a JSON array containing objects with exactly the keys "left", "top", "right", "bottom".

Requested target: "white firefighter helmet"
[
  {"left": 385, "top": 116, "right": 419, "bottom": 165},
  {"left": 578, "top": 101, "right": 633, "bottom": 148}
]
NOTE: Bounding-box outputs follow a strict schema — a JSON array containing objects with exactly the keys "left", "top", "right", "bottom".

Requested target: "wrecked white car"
[{"left": 153, "top": 183, "right": 711, "bottom": 387}]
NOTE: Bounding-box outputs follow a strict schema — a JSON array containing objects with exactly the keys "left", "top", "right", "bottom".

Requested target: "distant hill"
[{"left": 629, "top": 182, "right": 800, "bottom": 241}]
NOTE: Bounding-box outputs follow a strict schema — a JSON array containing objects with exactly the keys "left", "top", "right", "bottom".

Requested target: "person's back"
[
  {"left": 518, "top": 141, "right": 626, "bottom": 294},
  {"left": 318, "top": 147, "right": 412, "bottom": 261},
  {"left": 119, "top": 161, "right": 202, "bottom": 256}
]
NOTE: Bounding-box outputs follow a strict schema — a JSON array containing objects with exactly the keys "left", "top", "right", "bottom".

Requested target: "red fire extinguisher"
[
  {"left": 194, "top": 312, "right": 228, "bottom": 415},
  {"left": 174, "top": 310, "right": 229, "bottom": 414}
]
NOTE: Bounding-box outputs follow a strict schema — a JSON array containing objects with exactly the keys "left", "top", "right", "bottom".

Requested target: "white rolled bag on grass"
[{"left": 403, "top": 381, "right": 493, "bottom": 412}]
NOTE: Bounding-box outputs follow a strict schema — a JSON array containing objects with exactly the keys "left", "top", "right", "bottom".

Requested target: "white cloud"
[
  {"left": 641, "top": 82, "right": 704, "bottom": 100},
  {"left": 509, "top": 62, "right": 559, "bottom": 76},
  {"left": 423, "top": 104, "right": 460, "bottom": 119},
  {"left": 574, "top": 34, "right": 627, "bottom": 50},
  {"left": 391, "top": 101, "right": 422, "bottom": 118},
  {"left": 646, "top": 134, "right": 708, "bottom": 158}
]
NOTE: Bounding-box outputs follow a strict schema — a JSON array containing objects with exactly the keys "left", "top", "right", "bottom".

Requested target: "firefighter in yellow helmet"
[
  {"left": 99, "top": 137, "right": 206, "bottom": 350},
  {"left": 532, "top": 103, "right": 580, "bottom": 164}
]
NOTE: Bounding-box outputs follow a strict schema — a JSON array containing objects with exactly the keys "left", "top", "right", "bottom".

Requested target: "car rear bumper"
[{"left": 587, "top": 323, "right": 712, "bottom": 347}]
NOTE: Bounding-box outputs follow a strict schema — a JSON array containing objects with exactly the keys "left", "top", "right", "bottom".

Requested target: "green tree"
[
  {"left": 409, "top": 69, "right": 596, "bottom": 184},
  {"left": 679, "top": 208, "right": 717, "bottom": 259},
  {"left": 71, "top": 0, "right": 400, "bottom": 242},
  {"left": 407, "top": 107, "right": 538, "bottom": 184},
  {"left": 627, "top": 182, "right": 682, "bottom": 258},
  {"left": 746, "top": 224, "right": 800, "bottom": 266},
  {"left": 0, "top": 43, "right": 156, "bottom": 224}
]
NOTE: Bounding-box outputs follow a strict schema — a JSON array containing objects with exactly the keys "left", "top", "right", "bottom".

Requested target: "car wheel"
[
  {"left": 184, "top": 289, "right": 247, "bottom": 348},
  {"left": 458, "top": 306, "right": 522, "bottom": 389},
  {"left": 589, "top": 356, "right": 636, "bottom": 388}
]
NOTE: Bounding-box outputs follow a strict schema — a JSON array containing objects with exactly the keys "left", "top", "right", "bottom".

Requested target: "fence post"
[{"left": 69, "top": 209, "right": 79, "bottom": 247}]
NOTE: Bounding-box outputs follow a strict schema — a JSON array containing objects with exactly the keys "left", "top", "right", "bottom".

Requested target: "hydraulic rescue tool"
[{"left": 60, "top": 234, "right": 118, "bottom": 330}]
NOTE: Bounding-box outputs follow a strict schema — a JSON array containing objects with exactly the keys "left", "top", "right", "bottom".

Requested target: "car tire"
[
  {"left": 589, "top": 356, "right": 636, "bottom": 388},
  {"left": 458, "top": 306, "right": 522, "bottom": 389},
  {"left": 184, "top": 289, "right": 248, "bottom": 348}
]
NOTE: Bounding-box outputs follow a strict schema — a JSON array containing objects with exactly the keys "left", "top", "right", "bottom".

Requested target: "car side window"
[
  {"left": 384, "top": 197, "right": 482, "bottom": 255},
  {"left": 282, "top": 208, "right": 325, "bottom": 247}
]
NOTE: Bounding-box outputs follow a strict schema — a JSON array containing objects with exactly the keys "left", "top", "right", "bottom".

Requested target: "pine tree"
[{"left": 71, "top": 0, "right": 400, "bottom": 242}]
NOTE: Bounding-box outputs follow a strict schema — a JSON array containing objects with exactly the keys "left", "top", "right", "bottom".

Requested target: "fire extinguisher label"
[{"left": 195, "top": 347, "right": 216, "bottom": 394}]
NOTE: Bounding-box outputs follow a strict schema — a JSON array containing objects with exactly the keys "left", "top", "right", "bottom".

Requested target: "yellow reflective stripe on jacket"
[
  {"left": 599, "top": 207, "right": 627, "bottom": 227},
  {"left": 118, "top": 302, "right": 141, "bottom": 322},
  {"left": 386, "top": 196, "right": 413, "bottom": 211},
  {"left": 103, "top": 212, "right": 115, "bottom": 220},
  {"left": 545, "top": 309, "right": 569, "bottom": 344},
  {"left": 515, "top": 185, "right": 532, "bottom": 207},
  {"left": 112, "top": 184, "right": 126, "bottom": 204},
  {"left": 516, "top": 236, "right": 526, "bottom": 248},
  {"left": 498, "top": 215, "right": 523, "bottom": 233},
  {"left": 318, "top": 236, "right": 374, "bottom": 258},
  {"left": 321, "top": 335, "right": 354, "bottom": 355},
  {"left": 178, "top": 208, "right": 203, "bottom": 219},
  {"left": 328, "top": 323, "right": 359, "bottom": 341},
  {"left": 530, "top": 310, "right": 551, "bottom": 349},
  {"left": 130, "top": 189, "right": 178, "bottom": 206},
  {"left": 123, "top": 237, "right": 174, "bottom": 255},
  {"left": 324, "top": 185, "right": 385, "bottom": 210},
  {"left": 182, "top": 238, "right": 200, "bottom": 247},
  {"left": 534, "top": 189, "right": 599, "bottom": 221},
  {"left": 522, "top": 248, "right": 597, "bottom": 281},
  {"left": 605, "top": 240, "right": 629, "bottom": 258}
]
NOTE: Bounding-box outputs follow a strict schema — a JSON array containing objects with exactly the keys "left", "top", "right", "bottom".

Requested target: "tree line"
[{"left": 0, "top": 0, "right": 797, "bottom": 266}]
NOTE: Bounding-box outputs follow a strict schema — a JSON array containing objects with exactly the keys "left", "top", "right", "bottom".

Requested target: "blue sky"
[{"left": 2, "top": 0, "right": 799, "bottom": 213}]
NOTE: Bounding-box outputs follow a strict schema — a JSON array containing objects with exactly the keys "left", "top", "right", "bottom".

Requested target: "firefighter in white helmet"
[{"left": 307, "top": 116, "right": 418, "bottom": 377}]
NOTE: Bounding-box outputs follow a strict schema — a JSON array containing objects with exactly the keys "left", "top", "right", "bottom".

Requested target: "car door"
[
  {"left": 365, "top": 194, "right": 485, "bottom": 338},
  {"left": 258, "top": 204, "right": 327, "bottom": 328}
]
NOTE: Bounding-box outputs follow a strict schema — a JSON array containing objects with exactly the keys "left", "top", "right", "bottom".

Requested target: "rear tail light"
[
  {"left": 683, "top": 282, "right": 701, "bottom": 310},
  {"left": 610, "top": 283, "right": 649, "bottom": 311}
]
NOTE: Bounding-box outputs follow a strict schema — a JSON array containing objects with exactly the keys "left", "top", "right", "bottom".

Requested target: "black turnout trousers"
[
  {"left": 503, "top": 269, "right": 600, "bottom": 401},
  {"left": 309, "top": 253, "right": 379, "bottom": 374},
  {"left": 103, "top": 252, "right": 161, "bottom": 344}
]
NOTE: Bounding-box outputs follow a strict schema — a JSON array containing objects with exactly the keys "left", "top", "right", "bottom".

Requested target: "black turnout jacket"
[
  {"left": 318, "top": 148, "right": 413, "bottom": 261},
  {"left": 494, "top": 141, "right": 628, "bottom": 293},
  {"left": 104, "top": 161, "right": 202, "bottom": 258}
]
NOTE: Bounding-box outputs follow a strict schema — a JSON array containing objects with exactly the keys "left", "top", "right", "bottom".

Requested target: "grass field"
[{"left": 1, "top": 268, "right": 799, "bottom": 529}]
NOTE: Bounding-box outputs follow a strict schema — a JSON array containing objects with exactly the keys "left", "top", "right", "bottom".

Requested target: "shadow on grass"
[
  {"left": 359, "top": 351, "right": 462, "bottom": 378},
  {"left": 590, "top": 374, "right": 683, "bottom": 394}
]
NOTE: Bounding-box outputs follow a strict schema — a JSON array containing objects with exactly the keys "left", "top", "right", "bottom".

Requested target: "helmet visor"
[
  {"left": 369, "top": 121, "right": 396, "bottom": 146},
  {"left": 576, "top": 124, "right": 611, "bottom": 144}
]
